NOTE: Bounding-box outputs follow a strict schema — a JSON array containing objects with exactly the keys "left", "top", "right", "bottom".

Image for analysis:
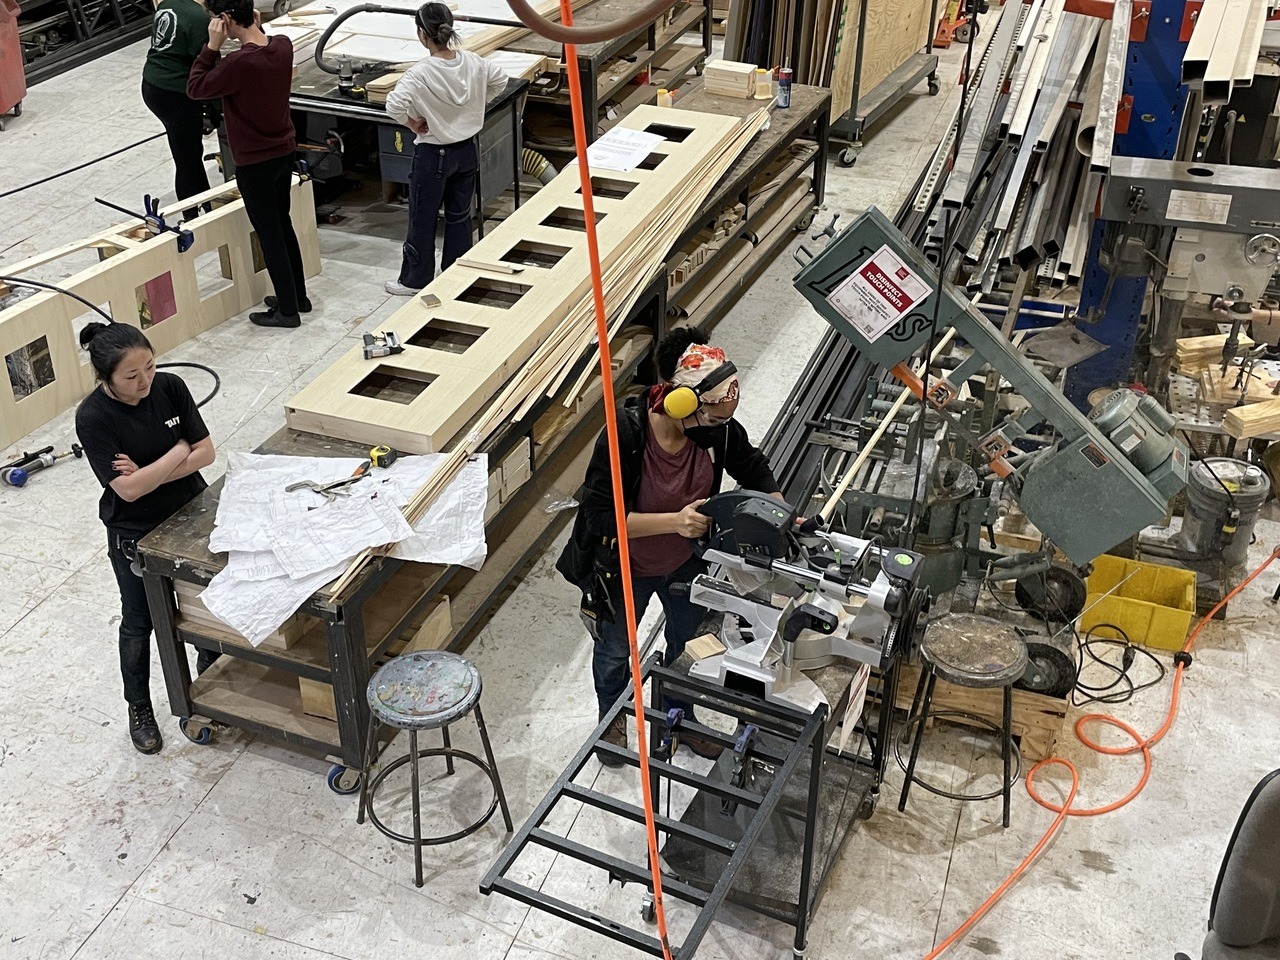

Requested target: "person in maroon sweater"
[{"left": 188, "top": 0, "right": 310, "bottom": 328}]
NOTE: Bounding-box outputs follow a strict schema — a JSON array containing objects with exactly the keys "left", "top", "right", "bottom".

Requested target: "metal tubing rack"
[{"left": 481, "top": 656, "right": 882, "bottom": 959}]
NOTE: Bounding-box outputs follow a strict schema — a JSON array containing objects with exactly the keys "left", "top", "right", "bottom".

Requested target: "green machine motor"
[{"left": 792, "top": 207, "right": 1188, "bottom": 565}]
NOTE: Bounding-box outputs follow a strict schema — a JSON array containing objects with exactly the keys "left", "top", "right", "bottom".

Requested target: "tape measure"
[{"left": 370, "top": 445, "right": 399, "bottom": 469}]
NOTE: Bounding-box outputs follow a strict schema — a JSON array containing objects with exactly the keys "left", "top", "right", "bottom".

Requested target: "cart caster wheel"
[
  {"left": 641, "top": 895, "right": 656, "bottom": 924},
  {"left": 272, "top": 0, "right": 290, "bottom": 15},
  {"left": 793, "top": 945, "right": 808, "bottom": 959},
  {"left": 12, "top": 101, "right": 20, "bottom": 117},
  {"left": 928, "top": 79, "right": 941, "bottom": 96},
  {"left": 327, "top": 764, "right": 362, "bottom": 795},
  {"left": 838, "top": 148, "right": 858, "bottom": 167},
  {"left": 796, "top": 210, "right": 815, "bottom": 231},
  {"left": 180, "top": 719, "right": 213, "bottom": 745},
  {"left": 857, "top": 792, "right": 878, "bottom": 820}
]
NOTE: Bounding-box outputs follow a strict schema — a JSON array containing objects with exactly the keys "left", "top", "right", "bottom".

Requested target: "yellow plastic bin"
[{"left": 1079, "top": 555, "right": 1197, "bottom": 651}]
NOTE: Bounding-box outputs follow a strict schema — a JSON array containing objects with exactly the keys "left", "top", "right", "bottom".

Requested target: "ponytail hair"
[
  {"left": 415, "top": 1, "right": 456, "bottom": 47},
  {"left": 79, "top": 322, "right": 154, "bottom": 383}
]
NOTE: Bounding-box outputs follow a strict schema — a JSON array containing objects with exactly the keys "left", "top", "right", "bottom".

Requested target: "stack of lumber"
[
  {"left": 175, "top": 580, "right": 312, "bottom": 651},
  {"left": 1224, "top": 399, "right": 1280, "bottom": 440},
  {"left": 1176, "top": 333, "right": 1256, "bottom": 376},
  {"left": 1196, "top": 363, "right": 1276, "bottom": 406},
  {"left": 284, "top": 104, "right": 772, "bottom": 598},
  {"left": 704, "top": 59, "right": 757, "bottom": 98}
]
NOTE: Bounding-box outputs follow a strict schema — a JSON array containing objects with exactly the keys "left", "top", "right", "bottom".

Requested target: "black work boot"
[
  {"left": 128, "top": 701, "right": 163, "bottom": 755},
  {"left": 265, "top": 295, "right": 312, "bottom": 313},
  {"left": 250, "top": 307, "right": 301, "bottom": 328},
  {"left": 599, "top": 716, "right": 627, "bottom": 767}
]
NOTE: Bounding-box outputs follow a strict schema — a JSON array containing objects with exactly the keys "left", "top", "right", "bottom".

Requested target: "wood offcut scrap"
[{"left": 1224, "top": 398, "right": 1280, "bottom": 439}]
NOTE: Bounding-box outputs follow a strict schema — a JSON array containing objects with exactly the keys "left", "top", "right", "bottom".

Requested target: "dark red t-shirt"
[
  {"left": 628, "top": 429, "right": 713, "bottom": 578},
  {"left": 187, "top": 36, "right": 295, "bottom": 166}
]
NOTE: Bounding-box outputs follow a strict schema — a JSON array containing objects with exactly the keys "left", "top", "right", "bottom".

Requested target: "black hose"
[
  {"left": 0, "top": 134, "right": 167, "bottom": 201},
  {"left": 0, "top": 276, "right": 220, "bottom": 407},
  {"left": 314, "top": 4, "right": 415, "bottom": 74},
  {"left": 157, "top": 362, "right": 222, "bottom": 408}
]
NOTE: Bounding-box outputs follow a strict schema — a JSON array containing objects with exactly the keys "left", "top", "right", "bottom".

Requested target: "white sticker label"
[
  {"left": 1167, "top": 189, "right": 1231, "bottom": 226},
  {"left": 826, "top": 244, "right": 932, "bottom": 341}
]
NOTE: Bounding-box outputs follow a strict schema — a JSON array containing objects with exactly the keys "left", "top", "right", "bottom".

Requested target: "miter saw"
[{"left": 686, "top": 490, "right": 929, "bottom": 712}]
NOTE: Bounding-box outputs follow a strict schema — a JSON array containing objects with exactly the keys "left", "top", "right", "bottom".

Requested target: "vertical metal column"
[{"left": 1064, "top": 0, "right": 1192, "bottom": 409}]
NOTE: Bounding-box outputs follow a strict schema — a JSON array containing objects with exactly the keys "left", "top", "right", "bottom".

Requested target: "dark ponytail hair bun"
[
  {"left": 656, "top": 326, "right": 710, "bottom": 380},
  {"left": 415, "top": 1, "right": 456, "bottom": 47},
  {"left": 80, "top": 322, "right": 154, "bottom": 383}
]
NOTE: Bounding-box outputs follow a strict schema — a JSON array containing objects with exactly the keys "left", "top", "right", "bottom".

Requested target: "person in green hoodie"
[{"left": 141, "top": 0, "right": 213, "bottom": 212}]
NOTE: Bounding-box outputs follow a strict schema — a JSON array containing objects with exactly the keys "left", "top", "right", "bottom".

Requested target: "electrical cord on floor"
[
  {"left": 0, "top": 133, "right": 167, "bottom": 202},
  {"left": 1, "top": 275, "right": 221, "bottom": 407},
  {"left": 1072, "top": 623, "right": 1166, "bottom": 708},
  {"left": 924, "top": 544, "right": 1280, "bottom": 959}
]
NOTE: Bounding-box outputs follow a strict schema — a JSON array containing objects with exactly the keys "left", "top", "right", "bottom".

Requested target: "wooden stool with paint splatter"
[{"left": 356, "top": 651, "right": 513, "bottom": 886}]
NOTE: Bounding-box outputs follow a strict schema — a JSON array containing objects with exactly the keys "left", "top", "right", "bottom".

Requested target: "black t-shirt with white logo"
[{"left": 75, "top": 371, "right": 210, "bottom": 535}]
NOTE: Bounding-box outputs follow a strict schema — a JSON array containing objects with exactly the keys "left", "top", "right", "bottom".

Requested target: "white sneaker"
[{"left": 385, "top": 280, "right": 422, "bottom": 296}]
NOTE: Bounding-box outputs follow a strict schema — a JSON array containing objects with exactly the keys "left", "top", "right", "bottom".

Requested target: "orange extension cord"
[
  {"left": 923, "top": 544, "right": 1280, "bottom": 959},
  {"left": 555, "top": 2, "right": 675, "bottom": 957}
]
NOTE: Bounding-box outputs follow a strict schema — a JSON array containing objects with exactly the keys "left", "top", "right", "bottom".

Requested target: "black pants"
[
  {"left": 140, "top": 80, "right": 211, "bottom": 214},
  {"left": 398, "top": 139, "right": 478, "bottom": 289},
  {"left": 107, "top": 529, "right": 217, "bottom": 706},
  {"left": 236, "top": 153, "right": 307, "bottom": 316}
]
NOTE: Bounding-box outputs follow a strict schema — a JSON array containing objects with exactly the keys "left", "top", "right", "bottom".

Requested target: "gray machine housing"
[{"left": 793, "top": 207, "right": 1188, "bottom": 565}]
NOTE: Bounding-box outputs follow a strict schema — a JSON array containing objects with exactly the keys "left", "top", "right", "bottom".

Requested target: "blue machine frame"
[{"left": 1063, "top": 0, "right": 1193, "bottom": 409}]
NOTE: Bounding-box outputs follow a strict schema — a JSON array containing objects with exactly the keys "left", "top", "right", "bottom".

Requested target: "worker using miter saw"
[{"left": 557, "top": 329, "right": 784, "bottom": 765}]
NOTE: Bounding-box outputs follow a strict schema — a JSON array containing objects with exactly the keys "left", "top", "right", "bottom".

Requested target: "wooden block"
[
  {"left": 403, "top": 596, "right": 451, "bottom": 654},
  {"left": 176, "top": 581, "right": 306, "bottom": 648},
  {"left": 499, "top": 458, "right": 532, "bottom": 502},
  {"left": 500, "top": 437, "right": 532, "bottom": 482},
  {"left": 685, "top": 633, "right": 726, "bottom": 661},
  {"left": 1224, "top": 397, "right": 1280, "bottom": 438},
  {"left": 298, "top": 676, "right": 338, "bottom": 722}
]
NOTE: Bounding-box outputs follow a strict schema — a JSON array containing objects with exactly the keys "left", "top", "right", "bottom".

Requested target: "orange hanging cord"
[
  {"left": 554, "top": 3, "right": 674, "bottom": 957},
  {"left": 923, "top": 544, "right": 1280, "bottom": 959}
]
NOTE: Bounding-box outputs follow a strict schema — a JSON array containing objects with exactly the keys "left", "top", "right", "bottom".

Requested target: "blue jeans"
[
  {"left": 398, "top": 140, "right": 477, "bottom": 289},
  {"left": 592, "top": 555, "right": 708, "bottom": 719}
]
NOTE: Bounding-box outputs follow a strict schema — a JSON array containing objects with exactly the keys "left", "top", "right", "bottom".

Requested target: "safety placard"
[{"left": 826, "top": 244, "right": 931, "bottom": 341}]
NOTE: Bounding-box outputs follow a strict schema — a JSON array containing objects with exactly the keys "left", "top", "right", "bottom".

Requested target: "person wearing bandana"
[{"left": 558, "top": 327, "right": 783, "bottom": 764}]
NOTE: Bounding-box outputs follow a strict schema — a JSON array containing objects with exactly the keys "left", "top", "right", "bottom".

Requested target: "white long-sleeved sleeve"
[
  {"left": 383, "top": 65, "right": 425, "bottom": 126},
  {"left": 484, "top": 58, "right": 509, "bottom": 101}
]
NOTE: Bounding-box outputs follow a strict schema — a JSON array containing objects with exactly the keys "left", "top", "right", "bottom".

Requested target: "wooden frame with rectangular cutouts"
[
  {"left": 0, "top": 177, "right": 320, "bottom": 449},
  {"left": 285, "top": 105, "right": 745, "bottom": 454}
]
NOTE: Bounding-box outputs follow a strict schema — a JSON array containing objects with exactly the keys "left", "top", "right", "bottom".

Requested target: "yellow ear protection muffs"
[{"left": 662, "top": 361, "right": 738, "bottom": 420}]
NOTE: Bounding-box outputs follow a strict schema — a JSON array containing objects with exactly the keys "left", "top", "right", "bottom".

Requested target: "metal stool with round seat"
[
  {"left": 357, "top": 651, "right": 513, "bottom": 886},
  {"left": 896, "top": 613, "right": 1028, "bottom": 828}
]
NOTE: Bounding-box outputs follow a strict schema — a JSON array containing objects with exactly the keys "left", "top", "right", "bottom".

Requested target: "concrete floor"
[{"left": 2, "top": 36, "right": 1278, "bottom": 960}]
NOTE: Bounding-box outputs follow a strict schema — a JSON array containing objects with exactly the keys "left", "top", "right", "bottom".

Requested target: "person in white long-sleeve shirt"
[{"left": 383, "top": 1, "right": 509, "bottom": 295}]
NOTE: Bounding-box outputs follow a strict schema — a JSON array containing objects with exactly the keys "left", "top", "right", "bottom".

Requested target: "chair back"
[{"left": 1210, "top": 769, "right": 1280, "bottom": 947}]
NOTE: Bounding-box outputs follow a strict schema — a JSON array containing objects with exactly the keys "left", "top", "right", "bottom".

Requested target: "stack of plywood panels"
[{"left": 704, "top": 59, "right": 758, "bottom": 98}]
